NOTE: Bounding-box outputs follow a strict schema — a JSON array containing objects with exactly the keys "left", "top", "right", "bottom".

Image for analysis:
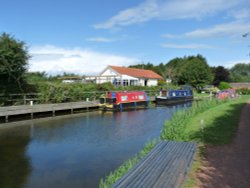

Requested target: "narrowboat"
[
  {"left": 216, "top": 89, "right": 237, "bottom": 100},
  {"left": 99, "top": 91, "right": 149, "bottom": 110},
  {"left": 155, "top": 86, "right": 193, "bottom": 105}
]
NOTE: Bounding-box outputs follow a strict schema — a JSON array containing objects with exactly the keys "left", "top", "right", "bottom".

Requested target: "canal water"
[{"left": 0, "top": 104, "right": 190, "bottom": 188}]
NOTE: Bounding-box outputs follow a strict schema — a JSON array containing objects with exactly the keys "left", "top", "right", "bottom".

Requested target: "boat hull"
[
  {"left": 155, "top": 96, "right": 193, "bottom": 105},
  {"left": 100, "top": 101, "right": 149, "bottom": 111}
]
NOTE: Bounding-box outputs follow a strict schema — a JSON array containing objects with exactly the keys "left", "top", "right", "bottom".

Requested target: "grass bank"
[
  {"left": 100, "top": 96, "right": 250, "bottom": 188},
  {"left": 99, "top": 139, "right": 158, "bottom": 188}
]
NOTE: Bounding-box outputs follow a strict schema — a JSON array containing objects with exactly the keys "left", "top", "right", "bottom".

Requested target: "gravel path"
[{"left": 196, "top": 101, "right": 250, "bottom": 188}]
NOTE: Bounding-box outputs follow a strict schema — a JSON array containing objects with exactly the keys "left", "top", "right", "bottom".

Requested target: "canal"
[{"left": 0, "top": 104, "right": 190, "bottom": 188}]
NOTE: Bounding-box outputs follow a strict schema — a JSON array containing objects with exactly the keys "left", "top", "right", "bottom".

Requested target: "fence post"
[{"left": 23, "top": 94, "right": 26, "bottom": 105}]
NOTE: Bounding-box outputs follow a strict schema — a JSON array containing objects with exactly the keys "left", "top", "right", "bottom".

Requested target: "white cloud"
[
  {"left": 85, "top": 37, "right": 115, "bottom": 43},
  {"left": 162, "top": 21, "right": 250, "bottom": 39},
  {"left": 94, "top": 0, "right": 244, "bottom": 29},
  {"left": 161, "top": 34, "right": 181, "bottom": 39},
  {"left": 222, "top": 59, "right": 250, "bottom": 68},
  {"left": 29, "top": 45, "right": 138, "bottom": 75},
  {"left": 228, "top": 8, "right": 250, "bottom": 20},
  {"left": 185, "top": 21, "right": 250, "bottom": 38},
  {"left": 161, "top": 43, "right": 212, "bottom": 49},
  {"left": 94, "top": 0, "right": 158, "bottom": 29}
]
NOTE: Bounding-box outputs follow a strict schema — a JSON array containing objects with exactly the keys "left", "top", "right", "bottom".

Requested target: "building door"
[{"left": 144, "top": 79, "right": 148, "bottom": 86}]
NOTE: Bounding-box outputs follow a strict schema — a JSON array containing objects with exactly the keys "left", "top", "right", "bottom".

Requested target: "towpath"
[{"left": 196, "top": 100, "right": 250, "bottom": 188}]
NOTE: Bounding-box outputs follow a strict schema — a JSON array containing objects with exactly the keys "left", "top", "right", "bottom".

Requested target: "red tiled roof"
[{"left": 109, "top": 65, "right": 163, "bottom": 79}]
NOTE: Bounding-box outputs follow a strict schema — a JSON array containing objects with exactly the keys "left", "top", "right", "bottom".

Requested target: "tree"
[
  {"left": 230, "top": 63, "right": 250, "bottom": 82},
  {"left": 211, "top": 66, "right": 230, "bottom": 86},
  {"left": 178, "top": 55, "right": 213, "bottom": 89},
  {"left": 0, "top": 33, "right": 29, "bottom": 93},
  {"left": 164, "top": 57, "right": 184, "bottom": 84}
]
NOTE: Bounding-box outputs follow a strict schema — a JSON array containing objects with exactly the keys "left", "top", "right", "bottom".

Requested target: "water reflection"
[
  {"left": 0, "top": 126, "right": 31, "bottom": 188},
  {"left": 0, "top": 103, "right": 191, "bottom": 188}
]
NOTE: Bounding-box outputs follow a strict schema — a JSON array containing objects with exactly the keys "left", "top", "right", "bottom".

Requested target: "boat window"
[
  {"left": 172, "top": 92, "right": 176, "bottom": 96},
  {"left": 121, "top": 96, "right": 128, "bottom": 101},
  {"left": 138, "top": 95, "right": 144, "bottom": 100}
]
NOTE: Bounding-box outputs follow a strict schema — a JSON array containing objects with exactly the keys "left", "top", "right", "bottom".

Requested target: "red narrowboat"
[
  {"left": 216, "top": 89, "right": 237, "bottom": 100},
  {"left": 99, "top": 91, "right": 149, "bottom": 110}
]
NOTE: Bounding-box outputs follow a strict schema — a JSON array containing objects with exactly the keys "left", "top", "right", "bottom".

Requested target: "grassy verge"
[{"left": 160, "top": 99, "right": 227, "bottom": 141}]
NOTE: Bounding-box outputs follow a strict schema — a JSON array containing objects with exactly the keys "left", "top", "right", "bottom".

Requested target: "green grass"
[
  {"left": 193, "top": 91, "right": 210, "bottom": 98},
  {"left": 160, "top": 99, "right": 226, "bottom": 141},
  {"left": 99, "top": 139, "right": 158, "bottom": 188},
  {"left": 185, "top": 100, "right": 246, "bottom": 145},
  {"left": 160, "top": 96, "right": 250, "bottom": 144}
]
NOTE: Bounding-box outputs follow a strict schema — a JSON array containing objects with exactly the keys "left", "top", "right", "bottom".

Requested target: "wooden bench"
[{"left": 112, "top": 141, "right": 197, "bottom": 188}]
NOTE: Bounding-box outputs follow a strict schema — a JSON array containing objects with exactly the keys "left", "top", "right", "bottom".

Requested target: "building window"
[
  {"left": 130, "top": 80, "right": 138, "bottom": 86},
  {"left": 113, "top": 79, "right": 121, "bottom": 86},
  {"left": 123, "top": 80, "right": 128, "bottom": 86}
]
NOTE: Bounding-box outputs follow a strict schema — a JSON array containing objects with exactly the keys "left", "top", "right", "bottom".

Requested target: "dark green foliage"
[
  {"left": 218, "top": 82, "right": 231, "bottom": 90},
  {"left": 178, "top": 55, "right": 213, "bottom": 89},
  {"left": 211, "top": 66, "right": 230, "bottom": 86},
  {"left": 230, "top": 63, "right": 250, "bottom": 82},
  {"left": 33, "top": 82, "right": 164, "bottom": 104},
  {"left": 0, "top": 33, "right": 30, "bottom": 93},
  {"left": 25, "top": 72, "right": 48, "bottom": 84},
  {"left": 157, "top": 79, "right": 167, "bottom": 86},
  {"left": 129, "top": 62, "right": 162, "bottom": 76}
]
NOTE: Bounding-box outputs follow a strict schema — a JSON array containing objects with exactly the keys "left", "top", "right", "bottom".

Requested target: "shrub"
[
  {"left": 218, "top": 82, "right": 231, "bottom": 90},
  {"left": 236, "top": 87, "right": 250, "bottom": 95},
  {"left": 157, "top": 79, "right": 166, "bottom": 86}
]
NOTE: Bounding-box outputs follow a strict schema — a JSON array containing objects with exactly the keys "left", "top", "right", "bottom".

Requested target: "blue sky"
[{"left": 1, "top": 0, "right": 250, "bottom": 75}]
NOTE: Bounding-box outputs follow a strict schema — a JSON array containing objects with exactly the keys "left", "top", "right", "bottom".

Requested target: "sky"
[{"left": 1, "top": 0, "right": 250, "bottom": 75}]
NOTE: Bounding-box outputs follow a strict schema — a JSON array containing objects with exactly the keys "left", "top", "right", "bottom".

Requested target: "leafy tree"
[
  {"left": 0, "top": 33, "right": 30, "bottom": 93},
  {"left": 164, "top": 57, "right": 184, "bottom": 84},
  {"left": 230, "top": 63, "right": 250, "bottom": 82},
  {"left": 129, "top": 62, "right": 162, "bottom": 75},
  {"left": 178, "top": 55, "right": 213, "bottom": 89},
  {"left": 211, "top": 66, "right": 230, "bottom": 86}
]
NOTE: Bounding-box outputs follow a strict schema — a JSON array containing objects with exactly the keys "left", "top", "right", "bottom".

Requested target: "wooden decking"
[
  {"left": 112, "top": 141, "right": 197, "bottom": 188},
  {"left": 0, "top": 101, "right": 99, "bottom": 123}
]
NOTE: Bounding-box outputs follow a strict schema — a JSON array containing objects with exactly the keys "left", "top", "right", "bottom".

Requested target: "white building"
[{"left": 97, "top": 65, "right": 163, "bottom": 86}]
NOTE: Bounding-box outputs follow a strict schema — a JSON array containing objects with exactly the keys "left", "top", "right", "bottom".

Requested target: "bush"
[
  {"left": 157, "top": 79, "right": 166, "bottom": 86},
  {"left": 236, "top": 88, "right": 250, "bottom": 95},
  {"left": 218, "top": 82, "right": 231, "bottom": 90}
]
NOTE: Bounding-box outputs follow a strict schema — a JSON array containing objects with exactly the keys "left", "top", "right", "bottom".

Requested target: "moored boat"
[
  {"left": 216, "top": 89, "right": 237, "bottom": 99},
  {"left": 99, "top": 91, "right": 149, "bottom": 110},
  {"left": 155, "top": 86, "right": 193, "bottom": 105}
]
